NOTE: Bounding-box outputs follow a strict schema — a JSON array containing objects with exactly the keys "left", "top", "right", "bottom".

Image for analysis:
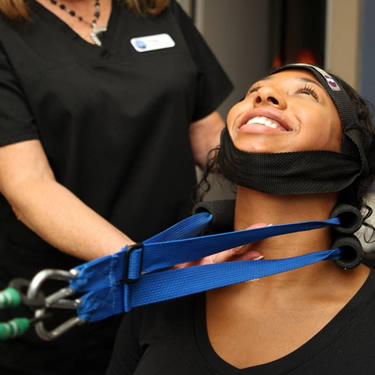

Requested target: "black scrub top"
[
  {"left": 0, "top": 1, "right": 233, "bottom": 374},
  {"left": 0, "top": 0, "right": 233, "bottom": 265}
]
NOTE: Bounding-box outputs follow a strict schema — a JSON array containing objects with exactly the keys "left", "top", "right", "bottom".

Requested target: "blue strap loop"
[
  {"left": 76, "top": 247, "right": 342, "bottom": 322},
  {"left": 139, "top": 218, "right": 340, "bottom": 273},
  {"left": 68, "top": 214, "right": 346, "bottom": 322}
]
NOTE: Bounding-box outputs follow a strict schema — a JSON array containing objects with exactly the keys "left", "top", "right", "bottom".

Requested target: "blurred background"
[{"left": 177, "top": 0, "right": 374, "bottom": 119}]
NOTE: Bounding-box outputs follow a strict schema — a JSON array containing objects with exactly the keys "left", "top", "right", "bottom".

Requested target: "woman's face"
[{"left": 227, "top": 70, "right": 342, "bottom": 154}]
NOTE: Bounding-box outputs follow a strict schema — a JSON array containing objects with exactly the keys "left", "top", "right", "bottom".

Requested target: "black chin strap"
[{"left": 218, "top": 128, "right": 362, "bottom": 195}]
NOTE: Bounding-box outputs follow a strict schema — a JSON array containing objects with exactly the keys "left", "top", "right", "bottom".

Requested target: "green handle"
[
  {"left": 0, "top": 318, "right": 30, "bottom": 340},
  {"left": 0, "top": 287, "right": 21, "bottom": 309}
]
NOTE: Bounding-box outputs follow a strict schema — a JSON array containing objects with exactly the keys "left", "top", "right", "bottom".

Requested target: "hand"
[{"left": 173, "top": 223, "right": 267, "bottom": 268}]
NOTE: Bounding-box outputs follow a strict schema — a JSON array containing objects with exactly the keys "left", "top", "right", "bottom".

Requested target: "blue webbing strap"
[
  {"left": 143, "top": 212, "right": 213, "bottom": 243},
  {"left": 69, "top": 214, "right": 342, "bottom": 322},
  {"left": 69, "top": 212, "right": 214, "bottom": 292},
  {"left": 140, "top": 217, "right": 340, "bottom": 273},
  {"left": 76, "top": 248, "right": 341, "bottom": 322}
]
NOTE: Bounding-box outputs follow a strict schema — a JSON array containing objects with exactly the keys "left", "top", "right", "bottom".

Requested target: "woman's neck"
[
  {"left": 235, "top": 187, "right": 336, "bottom": 276},
  {"left": 36, "top": 0, "right": 111, "bottom": 30},
  {"left": 232, "top": 186, "right": 369, "bottom": 290},
  {"left": 235, "top": 187, "right": 339, "bottom": 231}
]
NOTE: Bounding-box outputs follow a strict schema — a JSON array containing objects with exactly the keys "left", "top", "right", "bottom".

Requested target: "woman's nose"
[{"left": 253, "top": 87, "right": 286, "bottom": 108}]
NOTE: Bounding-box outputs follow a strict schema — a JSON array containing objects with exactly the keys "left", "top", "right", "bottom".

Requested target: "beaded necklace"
[{"left": 49, "top": 0, "right": 107, "bottom": 46}]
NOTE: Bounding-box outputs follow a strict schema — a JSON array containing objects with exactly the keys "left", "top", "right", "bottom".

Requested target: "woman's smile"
[{"left": 238, "top": 108, "right": 292, "bottom": 134}]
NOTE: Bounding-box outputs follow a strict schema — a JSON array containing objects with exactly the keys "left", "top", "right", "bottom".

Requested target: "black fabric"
[
  {"left": 107, "top": 269, "right": 375, "bottom": 374},
  {"left": 218, "top": 127, "right": 362, "bottom": 195},
  {"left": 0, "top": 1, "right": 233, "bottom": 374}
]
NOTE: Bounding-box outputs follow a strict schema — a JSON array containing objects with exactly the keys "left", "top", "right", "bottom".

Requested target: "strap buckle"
[
  {"left": 123, "top": 243, "right": 144, "bottom": 284},
  {"left": 27, "top": 269, "right": 85, "bottom": 341}
]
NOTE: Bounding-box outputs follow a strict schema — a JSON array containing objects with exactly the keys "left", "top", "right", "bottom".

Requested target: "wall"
[
  {"left": 359, "top": 0, "right": 375, "bottom": 108},
  {"left": 325, "top": 0, "right": 362, "bottom": 89},
  {"left": 176, "top": 0, "right": 192, "bottom": 16},
  {"left": 194, "top": 0, "right": 271, "bottom": 117}
]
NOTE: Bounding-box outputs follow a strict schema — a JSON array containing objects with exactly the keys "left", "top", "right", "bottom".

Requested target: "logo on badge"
[{"left": 134, "top": 40, "right": 147, "bottom": 49}]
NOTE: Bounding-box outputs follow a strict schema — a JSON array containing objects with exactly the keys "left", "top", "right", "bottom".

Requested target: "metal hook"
[{"left": 27, "top": 269, "right": 85, "bottom": 341}]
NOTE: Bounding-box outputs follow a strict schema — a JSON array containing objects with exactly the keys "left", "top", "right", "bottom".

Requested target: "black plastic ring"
[
  {"left": 333, "top": 235, "right": 363, "bottom": 269},
  {"left": 193, "top": 200, "right": 235, "bottom": 231},
  {"left": 330, "top": 204, "right": 363, "bottom": 234}
]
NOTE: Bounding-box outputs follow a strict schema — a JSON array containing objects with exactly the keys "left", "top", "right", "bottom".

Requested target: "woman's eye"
[{"left": 295, "top": 85, "right": 319, "bottom": 100}]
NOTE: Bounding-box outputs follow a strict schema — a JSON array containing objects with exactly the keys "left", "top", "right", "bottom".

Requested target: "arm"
[
  {"left": 189, "top": 110, "right": 225, "bottom": 169},
  {"left": 0, "top": 140, "right": 134, "bottom": 261}
]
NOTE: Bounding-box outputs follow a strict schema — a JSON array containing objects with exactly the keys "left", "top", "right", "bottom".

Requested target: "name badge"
[{"left": 130, "top": 33, "right": 175, "bottom": 52}]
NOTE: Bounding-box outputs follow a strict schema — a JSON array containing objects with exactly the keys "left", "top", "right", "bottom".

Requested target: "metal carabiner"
[{"left": 27, "top": 269, "right": 85, "bottom": 341}]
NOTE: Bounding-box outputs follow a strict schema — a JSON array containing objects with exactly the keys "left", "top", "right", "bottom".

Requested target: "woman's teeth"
[{"left": 246, "top": 116, "right": 278, "bottom": 129}]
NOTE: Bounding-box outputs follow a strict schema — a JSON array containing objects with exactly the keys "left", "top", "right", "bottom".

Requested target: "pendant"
[{"left": 90, "top": 22, "right": 107, "bottom": 47}]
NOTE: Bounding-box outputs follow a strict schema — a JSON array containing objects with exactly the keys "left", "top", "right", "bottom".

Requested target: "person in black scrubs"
[
  {"left": 0, "top": 0, "right": 233, "bottom": 374},
  {"left": 106, "top": 64, "right": 375, "bottom": 374}
]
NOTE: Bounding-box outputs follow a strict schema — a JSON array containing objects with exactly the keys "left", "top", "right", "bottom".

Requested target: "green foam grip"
[
  {"left": 0, "top": 318, "right": 30, "bottom": 340},
  {"left": 0, "top": 287, "right": 21, "bottom": 309}
]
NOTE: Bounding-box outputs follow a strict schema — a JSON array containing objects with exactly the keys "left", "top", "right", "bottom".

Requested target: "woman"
[
  {"left": 107, "top": 64, "right": 375, "bottom": 374},
  {"left": 0, "top": 0, "right": 233, "bottom": 374}
]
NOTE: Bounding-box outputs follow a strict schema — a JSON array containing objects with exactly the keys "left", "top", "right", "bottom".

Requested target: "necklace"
[{"left": 49, "top": 0, "right": 107, "bottom": 46}]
